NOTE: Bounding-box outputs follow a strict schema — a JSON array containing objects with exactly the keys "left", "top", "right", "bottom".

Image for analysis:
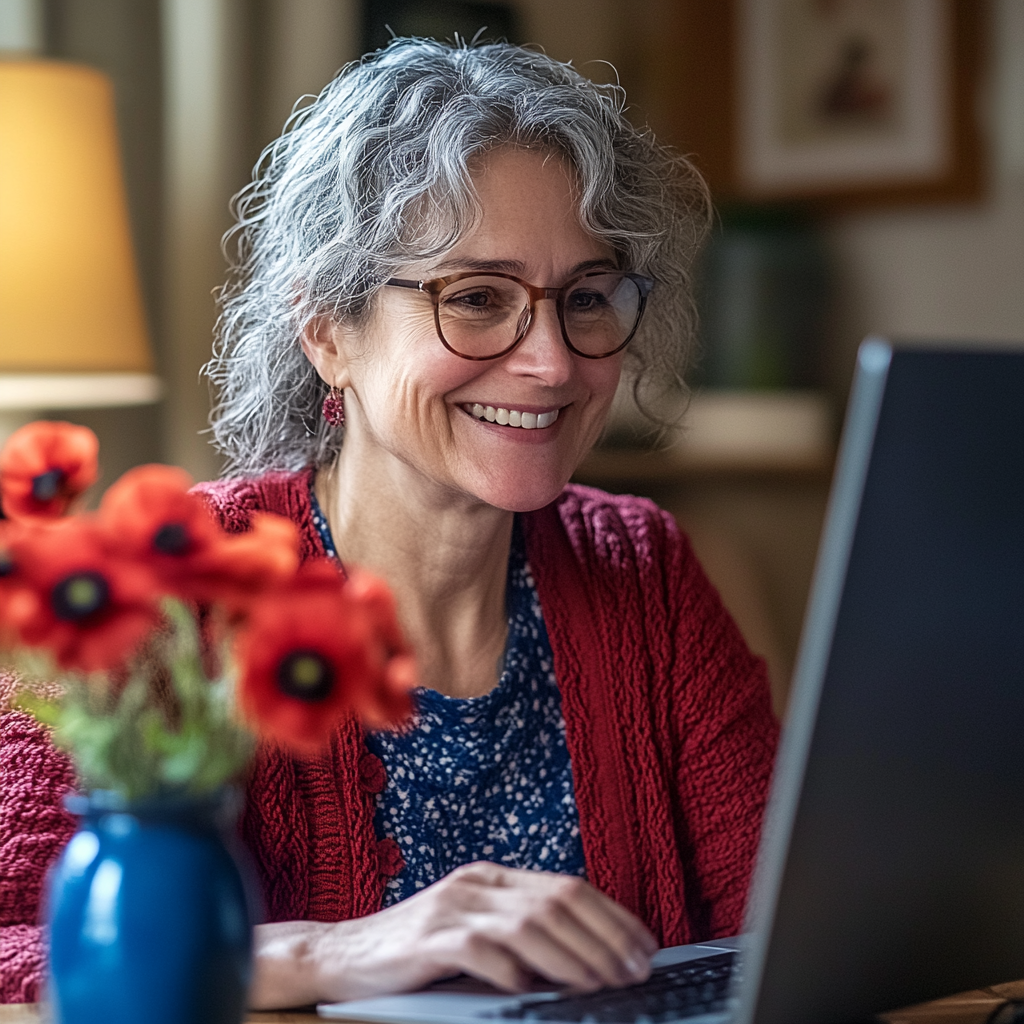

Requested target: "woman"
[{"left": 0, "top": 38, "right": 777, "bottom": 1009}]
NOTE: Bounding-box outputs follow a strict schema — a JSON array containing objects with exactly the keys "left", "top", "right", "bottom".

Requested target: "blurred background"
[{"left": 1, "top": 0, "right": 1021, "bottom": 710}]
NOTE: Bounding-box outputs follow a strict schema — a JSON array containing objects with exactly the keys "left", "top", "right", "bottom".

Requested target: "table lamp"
[{"left": 0, "top": 58, "right": 161, "bottom": 441}]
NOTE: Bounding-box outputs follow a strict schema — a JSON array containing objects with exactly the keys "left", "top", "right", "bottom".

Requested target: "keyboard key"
[{"left": 488, "top": 951, "right": 737, "bottom": 1023}]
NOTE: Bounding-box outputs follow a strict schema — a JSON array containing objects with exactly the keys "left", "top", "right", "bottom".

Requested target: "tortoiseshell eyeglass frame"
[{"left": 384, "top": 270, "right": 654, "bottom": 361}]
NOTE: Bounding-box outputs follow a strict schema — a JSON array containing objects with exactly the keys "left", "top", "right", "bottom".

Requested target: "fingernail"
[{"left": 625, "top": 955, "right": 649, "bottom": 980}]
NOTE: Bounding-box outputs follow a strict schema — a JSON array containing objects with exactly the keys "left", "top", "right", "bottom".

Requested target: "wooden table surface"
[
  {"left": 0, "top": 1008, "right": 323, "bottom": 1023},
  {"left": 3, "top": 981, "right": 1024, "bottom": 1024}
]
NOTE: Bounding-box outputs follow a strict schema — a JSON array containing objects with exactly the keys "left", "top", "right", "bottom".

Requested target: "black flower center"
[
  {"left": 153, "top": 522, "right": 191, "bottom": 555},
  {"left": 277, "top": 649, "right": 334, "bottom": 702},
  {"left": 0, "top": 551, "right": 14, "bottom": 577},
  {"left": 51, "top": 571, "right": 110, "bottom": 621},
  {"left": 32, "top": 469, "right": 65, "bottom": 502}
]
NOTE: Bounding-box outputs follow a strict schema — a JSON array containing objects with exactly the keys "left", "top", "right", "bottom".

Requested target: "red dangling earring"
[{"left": 322, "top": 385, "right": 346, "bottom": 428}]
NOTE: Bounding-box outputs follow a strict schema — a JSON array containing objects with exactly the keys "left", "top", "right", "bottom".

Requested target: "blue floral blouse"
[{"left": 309, "top": 489, "right": 587, "bottom": 904}]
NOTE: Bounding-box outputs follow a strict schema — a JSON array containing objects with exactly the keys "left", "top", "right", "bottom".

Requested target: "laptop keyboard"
[{"left": 486, "top": 950, "right": 737, "bottom": 1023}]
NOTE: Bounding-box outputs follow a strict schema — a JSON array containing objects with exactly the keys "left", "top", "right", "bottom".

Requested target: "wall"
[
  {"left": 160, "top": 0, "right": 251, "bottom": 480},
  {"left": 823, "top": 0, "right": 1024, "bottom": 393},
  {"left": 253, "top": 0, "right": 359, "bottom": 150}
]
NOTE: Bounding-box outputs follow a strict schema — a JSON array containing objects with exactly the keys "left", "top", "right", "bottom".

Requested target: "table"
[
  {"left": 0, "top": 1008, "right": 320, "bottom": 1023},
  {"left": 4, "top": 982, "right": 1023, "bottom": 1024}
]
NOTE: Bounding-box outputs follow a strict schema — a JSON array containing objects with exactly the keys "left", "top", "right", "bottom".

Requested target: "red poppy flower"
[
  {"left": 345, "top": 568, "right": 405, "bottom": 651},
  {"left": 344, "top": 568, "right": 418, "bottom": 729},
  {"left": 0, "top": 421, "right": 99, "bottom": 521},
  {"left": 211, "top": 513, "right": 302, "bottom": 605},
  {"left": 0, "top": 520, "right": 32, "bottom": 647},
  {"left": 4, "top": 517, "right": 161, "bottom": 672},
  {"left": 235, "top": 563, "right": 413, "bottom": 754},
  {"left": 99, "top": 465, "right": 300, "bottom": 606},
  {"left": 100, "top": 464, "right": 227, "bottom": 595}
]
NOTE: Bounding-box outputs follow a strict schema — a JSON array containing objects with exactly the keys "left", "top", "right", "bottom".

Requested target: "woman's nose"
[{"left": 506, "top": 298, "right": 573, "bottom": 383}]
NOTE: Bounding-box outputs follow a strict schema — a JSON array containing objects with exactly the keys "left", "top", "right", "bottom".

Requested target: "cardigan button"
[
  {"left": 358, "top": 752, "right": 386, "bottom": 794},
  {"left": 376, "top": 837, "right": 405, "bottom": 878}
]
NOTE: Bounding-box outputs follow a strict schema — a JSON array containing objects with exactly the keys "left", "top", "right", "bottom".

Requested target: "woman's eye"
[
  {"left": 567, "top": 289, "right": 608, "bottom": 311},
  {"left": 445, "top": 289, "right": 493, "bottom": 309},
  {"left": 441, "top": 286, "right": 522, "bottom": 320}
]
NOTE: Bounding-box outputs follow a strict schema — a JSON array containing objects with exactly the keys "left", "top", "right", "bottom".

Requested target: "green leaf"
[
  {"left": 6, "top": 597, "right": 257, "bottom": 799},
  {"left": 15, "top": 693, "right": 61, "bottom": 726},
  {"left": 160, "top": 730, "right": 209, "bottom": 785}
]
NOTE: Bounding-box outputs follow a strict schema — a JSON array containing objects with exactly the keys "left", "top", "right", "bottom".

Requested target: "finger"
[
  {"left": 531, "top": 872, "right": 657, "bottom": 949},
  {"left": 500, "top": 873, "right": 657, "bottom": 978},
  {"left": 429, "top": 928, "right": 534, "bottom": 993},
  {"left": 487, "top": 886, "right": 644, "bottom": 988},
  {"left": 568, "top": 886, "right": 658, "bottom": 964},
  {"left": 443, "top": 865, "right": 655, "bottom": 984},
  {"left": 485, "top": 906, "right": 624, "bottom": 990},
  {"left": 495, "top": 867, "right": 657, "bottom": 952},
  {"left": 577, "top": 888, "right": 659, "bottom": 955}
]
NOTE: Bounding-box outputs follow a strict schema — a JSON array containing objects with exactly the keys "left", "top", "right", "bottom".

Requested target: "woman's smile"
[{"left": 462, "top": 403, "right": 561, "bottom": 430}]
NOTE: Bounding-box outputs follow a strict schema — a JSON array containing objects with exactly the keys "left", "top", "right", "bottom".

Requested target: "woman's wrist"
[{"left": 249, "top": 919, "right": 339, "bottom": 1010}]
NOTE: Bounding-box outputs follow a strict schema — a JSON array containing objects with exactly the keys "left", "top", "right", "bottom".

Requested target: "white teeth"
[{"left": 464, "top": 404, "right": 560, "bottom": 429}]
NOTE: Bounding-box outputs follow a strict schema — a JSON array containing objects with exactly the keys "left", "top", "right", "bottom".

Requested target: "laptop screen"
[{"left": 741, "top": 341, "right": 1024, "bottom": 1024}]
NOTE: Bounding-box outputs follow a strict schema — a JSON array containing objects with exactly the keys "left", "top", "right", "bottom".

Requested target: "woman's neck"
[{"left": 315, "top": 448, "right": 514, "bottom": 699}]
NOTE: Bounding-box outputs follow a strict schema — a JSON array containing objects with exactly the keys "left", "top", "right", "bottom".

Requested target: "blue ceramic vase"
[{"left": 47, "top": 789, "right": 254, "bottom": 1024}]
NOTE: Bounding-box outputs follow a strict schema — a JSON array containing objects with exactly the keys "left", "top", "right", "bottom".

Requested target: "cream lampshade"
[{"left": 0, "top": 58, "right": 160, "bottom": 436}]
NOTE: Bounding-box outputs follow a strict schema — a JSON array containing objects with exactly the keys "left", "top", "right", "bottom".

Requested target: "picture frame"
[{"left": 663, "top": 0, "right": 986, "bottom": 208}]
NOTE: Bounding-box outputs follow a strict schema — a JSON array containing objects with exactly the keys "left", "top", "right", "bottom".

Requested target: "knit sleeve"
[
  {"left": 0, "top": 703, "right": 78, "bottom": 1003},
  {"left": 661, "top": 514, "right": 779, "bottom": 939}
]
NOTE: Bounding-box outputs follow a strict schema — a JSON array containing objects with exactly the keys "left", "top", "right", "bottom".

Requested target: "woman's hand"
[{"left": 249, "top": 862, "right": 658, "bottom": 1009}]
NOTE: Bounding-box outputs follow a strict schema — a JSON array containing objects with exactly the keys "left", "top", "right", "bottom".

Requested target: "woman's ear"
[{"left": 300, "top": 317, "right": 353, "bottom": 389}]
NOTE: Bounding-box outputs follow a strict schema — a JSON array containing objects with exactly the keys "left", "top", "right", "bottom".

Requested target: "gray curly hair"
[{"left": 206, "top": 37, "right": 711, "bottom": 476}]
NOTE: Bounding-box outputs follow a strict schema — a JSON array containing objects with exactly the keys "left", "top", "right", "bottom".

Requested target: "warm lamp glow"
[{"left": 0, "top": 59, "right": 153, "bottom": 374}]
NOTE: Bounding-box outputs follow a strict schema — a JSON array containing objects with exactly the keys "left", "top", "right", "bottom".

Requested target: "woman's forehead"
[
  {"left": 398, "top": 148, "right": 609, "bottom": 280},
  {"left": 467, "top": 145, "right": 577, "bottom": 193}
]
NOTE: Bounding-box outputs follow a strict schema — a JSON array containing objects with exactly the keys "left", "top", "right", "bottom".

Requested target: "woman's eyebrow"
[
  {"left": 429, "top": 257, "right": 526, "bottom": 275},
  {"left": 569, "top": 258, "right": 618, "bottom": 275},
  {"left": 426, "top": 256, "right": 617, "bottom": 277}
]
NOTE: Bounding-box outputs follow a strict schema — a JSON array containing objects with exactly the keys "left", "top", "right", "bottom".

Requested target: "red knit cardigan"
[{"left": 0, "top": 472, "right": 778, "bottom": 1003}]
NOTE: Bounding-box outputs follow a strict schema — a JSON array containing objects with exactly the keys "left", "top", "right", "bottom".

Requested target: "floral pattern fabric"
[{"left": 308, "top": 490, "right": 586, "bottom": 905}]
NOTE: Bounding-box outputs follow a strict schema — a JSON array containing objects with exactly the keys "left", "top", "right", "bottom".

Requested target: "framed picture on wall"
[
  {"left": 665, "top": 0, "right": 985, "bottom": 208},
  {"left": 740, "top": 0, "right": 942, "bottom": 194}
]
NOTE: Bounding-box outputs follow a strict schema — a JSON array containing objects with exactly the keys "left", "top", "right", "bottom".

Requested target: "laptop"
[{"left": 320, "top": 340, "right": 1024, "bottom": 1024}]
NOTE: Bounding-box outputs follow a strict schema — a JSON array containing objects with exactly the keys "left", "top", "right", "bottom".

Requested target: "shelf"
[{"left": 579, "top": 389, "right": 835, "bottom": 486}]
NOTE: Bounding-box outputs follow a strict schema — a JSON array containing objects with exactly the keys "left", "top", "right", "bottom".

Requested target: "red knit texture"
[
  {"left": 0, "top": 471, "right": 778, "bottom": 1002},
  {"left": 0, "top": 675, "right": 77, "bottom": 1003}
]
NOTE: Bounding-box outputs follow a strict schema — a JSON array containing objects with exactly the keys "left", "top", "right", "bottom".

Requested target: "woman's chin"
[{"left": 468, "top": 471, "right": 575, "bottom": 514}]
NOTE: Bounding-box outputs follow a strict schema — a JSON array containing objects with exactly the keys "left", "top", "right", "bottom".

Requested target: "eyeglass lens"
[{"left": 435, "top": 273, "right": 643, "bottom": 359}]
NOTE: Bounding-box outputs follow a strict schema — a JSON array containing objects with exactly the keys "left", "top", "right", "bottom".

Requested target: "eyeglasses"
[{"left": 384, "top": 270, "right": 654, "bottom": 361}]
